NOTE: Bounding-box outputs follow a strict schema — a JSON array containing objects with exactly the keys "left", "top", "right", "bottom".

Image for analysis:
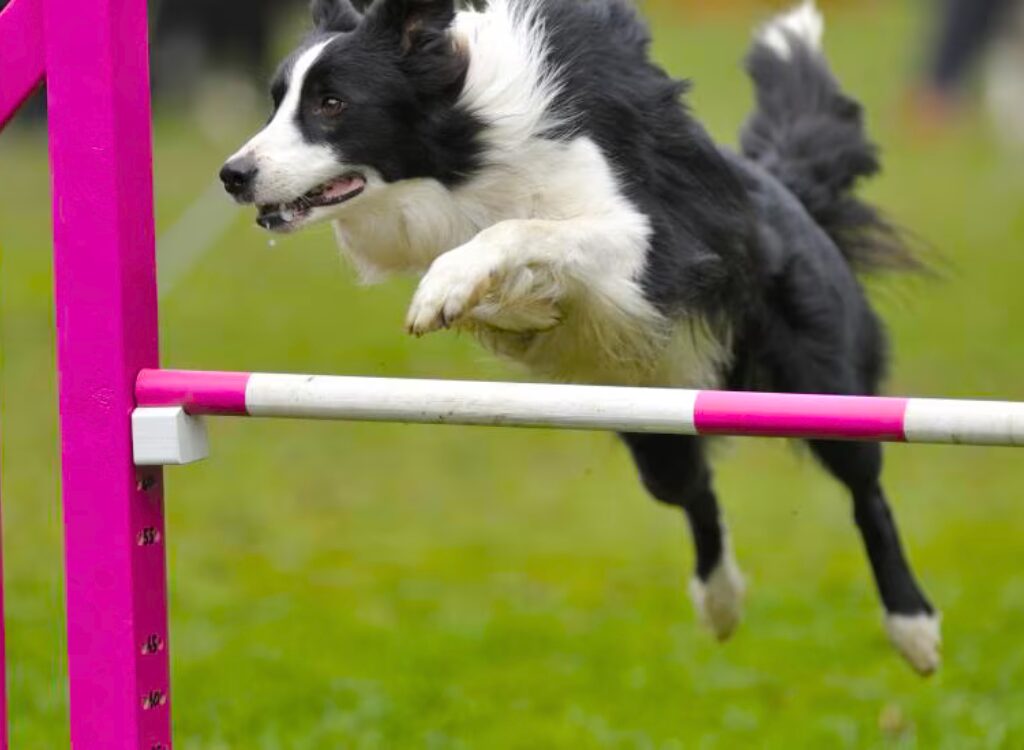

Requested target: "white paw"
[
  {"left": 689, "top": 549, "right": 746, "bottom": 641},
  {"left": 886, "top": 612, "right": 942, "bottom": 676},
  {"left": 405, "top": 249, "right": 499, "bottom": 336}
]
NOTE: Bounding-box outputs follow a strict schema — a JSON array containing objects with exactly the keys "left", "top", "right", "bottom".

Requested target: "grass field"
[{"left": 3, "top": 2, "right": 1024, "bottom": 747}]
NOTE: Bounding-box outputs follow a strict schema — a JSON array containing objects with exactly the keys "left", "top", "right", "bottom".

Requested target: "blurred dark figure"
[
  {"left": 151, "top": 0, "right": 299, "bottom": 102},
  {"left": 926, "top": 0, "right": 1013, "bottom": 98},
  {"left": 151, "top": 0, "right": 307, "bottom": 142},
  {"left": 912, "top": 0, "right": 1024, "bottom": 141}
]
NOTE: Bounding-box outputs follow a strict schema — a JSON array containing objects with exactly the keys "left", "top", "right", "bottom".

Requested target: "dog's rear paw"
[
  {"left": 886, "top": 612, "right": 942, "bottom": 676},
  {"left": 689, "top": 552, "right": 746, "bottom": 641}
]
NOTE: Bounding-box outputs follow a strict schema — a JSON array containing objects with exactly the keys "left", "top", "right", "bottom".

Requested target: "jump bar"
[{"left": 133, "top": 369, "right": 1024, "bottom": 447}]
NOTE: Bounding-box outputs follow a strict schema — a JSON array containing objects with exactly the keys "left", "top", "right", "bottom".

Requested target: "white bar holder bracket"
[{"left": 132, "top": 407, "right": 210, "bottom": 466}]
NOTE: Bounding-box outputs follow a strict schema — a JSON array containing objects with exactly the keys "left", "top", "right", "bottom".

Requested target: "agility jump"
[{"left": 2, "top": 0, "right": 1024, "bottom": 747}]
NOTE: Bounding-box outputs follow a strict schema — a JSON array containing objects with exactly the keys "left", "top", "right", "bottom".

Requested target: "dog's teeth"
[{"left": 280, "top": 209, "right": 294, "bottom": 222}]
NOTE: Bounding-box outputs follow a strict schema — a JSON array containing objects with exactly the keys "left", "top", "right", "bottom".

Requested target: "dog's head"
[{"left": 220, "top": 0, "right": 479, "bottom": 233}]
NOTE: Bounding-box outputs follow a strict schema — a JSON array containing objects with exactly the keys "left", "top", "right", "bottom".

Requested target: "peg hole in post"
[
  {"left": 142, "top": 634, "right": 164, "bottom": 655},
  {"left": 137, "top": 527, "right": 162, "bottom": 546},
  {"left": 141, "top": 690, "right": 167, "bottom": 710}
]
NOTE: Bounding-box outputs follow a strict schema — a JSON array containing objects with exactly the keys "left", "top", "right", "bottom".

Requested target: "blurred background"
[{"left": 2, "top": 0, "right": 1024, "bottom": 746}]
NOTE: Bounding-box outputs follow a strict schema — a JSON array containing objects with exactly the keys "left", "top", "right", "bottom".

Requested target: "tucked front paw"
[{"left": 405, "top": 254, "right": 496, "bottom": 336}]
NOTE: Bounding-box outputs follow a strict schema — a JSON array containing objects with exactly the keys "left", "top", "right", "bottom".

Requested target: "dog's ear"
[
  {"left": 311, "top": 0, "right": 362, "bottom": 32},
  {"left": 368, "top": 0, "right": 456, "bottom": 54}
]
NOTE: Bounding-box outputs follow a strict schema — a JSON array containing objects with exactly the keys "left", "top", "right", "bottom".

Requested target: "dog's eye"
[{"left": 316, "top": 96, "right": 346, "bottom": 117}]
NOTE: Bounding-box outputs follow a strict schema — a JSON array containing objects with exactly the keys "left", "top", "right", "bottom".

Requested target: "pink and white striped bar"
[{"left": 136, "top": 369, "right": 1024, "bottom": 447}]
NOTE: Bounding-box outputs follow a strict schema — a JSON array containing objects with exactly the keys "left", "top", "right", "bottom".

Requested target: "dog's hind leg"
[
  {"left": 621, "top": 433, "right": 745, "bottom": 641},
  {"left": 807, "top": 439, "right": 940, "bottom": 675}
]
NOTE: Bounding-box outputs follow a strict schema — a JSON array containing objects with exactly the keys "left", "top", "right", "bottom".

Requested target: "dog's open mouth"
[{"left": 256, "top": 173, "right": 366, "bottom": 231}]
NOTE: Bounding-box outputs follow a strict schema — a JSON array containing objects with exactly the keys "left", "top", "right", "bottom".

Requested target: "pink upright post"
[{"left": 46, "top": 0, "right": 172, "bottom": 747}]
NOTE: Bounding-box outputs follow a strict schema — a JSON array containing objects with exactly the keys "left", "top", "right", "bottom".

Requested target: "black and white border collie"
[{"left": 222, "top": 0, "right": 939, "bottom": 674}]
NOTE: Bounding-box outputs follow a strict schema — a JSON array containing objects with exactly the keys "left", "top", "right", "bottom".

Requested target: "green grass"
[{"left": 3, "top": 3, "right": 1024, "bottom": 747}]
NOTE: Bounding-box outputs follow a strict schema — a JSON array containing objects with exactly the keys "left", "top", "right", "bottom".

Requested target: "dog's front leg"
[{"left": 405, "top": 219, "right": 589, "bottom": 336}]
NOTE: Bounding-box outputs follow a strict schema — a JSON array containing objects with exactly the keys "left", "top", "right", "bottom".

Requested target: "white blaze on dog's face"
[
  {"left": 219, "top": 0, "right": 479, "bottom": 234},
  {"left": 221, "top": 38, "right": 369, "bottom": 232}
]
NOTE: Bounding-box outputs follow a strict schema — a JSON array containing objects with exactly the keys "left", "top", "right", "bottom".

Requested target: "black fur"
[
  {"left": 622, "top": 433, "right": 724, "bottom": 582},
  {"left": 312, "top": 0, "right": 362, "bottom": 32}
]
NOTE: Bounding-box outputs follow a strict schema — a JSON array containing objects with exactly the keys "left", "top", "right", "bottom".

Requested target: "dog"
[{"left": 221, "top": 0, "right": 939, "bottom": 674}]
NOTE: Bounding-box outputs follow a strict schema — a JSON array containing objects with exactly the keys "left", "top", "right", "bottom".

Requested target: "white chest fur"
[{"left": 333, "top": 135, "right": 727, "bottom": 388}]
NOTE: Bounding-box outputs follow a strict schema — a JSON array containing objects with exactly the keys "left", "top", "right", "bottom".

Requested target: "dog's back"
[
  {"left": 721, "top": 4, "right": 917, "bottom": 403},
  {"left": 532, "top": 0, "right": 756, "bottom": 331},
  {"left": 519, "top": 0, "right": 913, "bottom": 399}
]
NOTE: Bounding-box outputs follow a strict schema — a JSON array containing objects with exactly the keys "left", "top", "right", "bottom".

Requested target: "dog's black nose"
[{"left": 220, "top": 156, "right": 257, "bottom": 199}]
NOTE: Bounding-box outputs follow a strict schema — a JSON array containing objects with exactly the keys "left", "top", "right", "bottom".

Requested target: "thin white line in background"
[{"left": 157, "top": 179, "right": 240, "bottom": 299}]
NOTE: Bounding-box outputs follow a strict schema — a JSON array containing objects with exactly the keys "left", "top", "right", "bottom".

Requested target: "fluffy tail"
[{"left": 741, "top": 2, "right": 916, "bottom": 272}]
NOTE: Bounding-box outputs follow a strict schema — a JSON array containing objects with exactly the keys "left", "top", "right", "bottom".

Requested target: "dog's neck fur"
[{"left": 330, "top": 0, "right": 566, "bottom": 280}]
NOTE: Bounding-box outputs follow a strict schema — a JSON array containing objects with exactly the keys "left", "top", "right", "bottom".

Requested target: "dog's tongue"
[{"left": 323, "top": 175, "right": 366, "bottom": 200}]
